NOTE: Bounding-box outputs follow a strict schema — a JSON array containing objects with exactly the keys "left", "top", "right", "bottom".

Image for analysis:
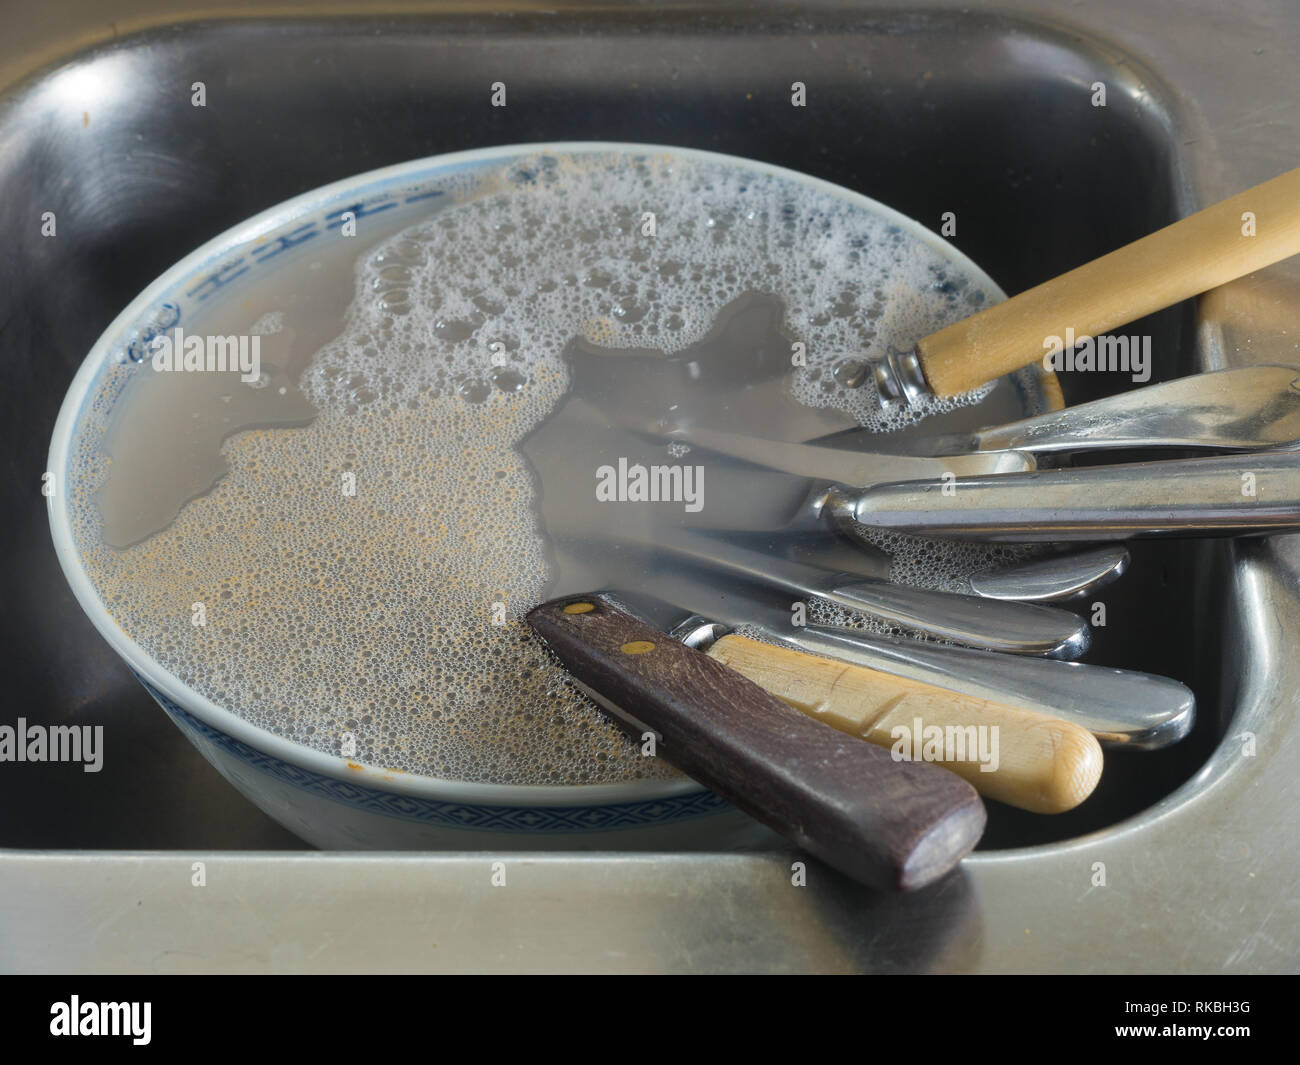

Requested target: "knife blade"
[
  {"left": 633, "top": 419, "right": 1035, "bottom": 483},
  {"left": 561, "top": 393, "right": 1036, "bottom": 484},
  {"left": 598, "top": 528, "right": 1092, "bottom": 658}
]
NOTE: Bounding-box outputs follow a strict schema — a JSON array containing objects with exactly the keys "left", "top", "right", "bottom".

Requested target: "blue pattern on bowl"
[{"left": 138, "top": 678, "right": 730, "bottom": 832}]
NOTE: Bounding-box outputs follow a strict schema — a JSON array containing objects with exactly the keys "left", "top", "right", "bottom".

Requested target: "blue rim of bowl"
[
  {"left": 137, "top": 674, "right": 733, "bottom": 830},
  {"left": 46, "top": 140, "right": 1012, "bottom": 808}
]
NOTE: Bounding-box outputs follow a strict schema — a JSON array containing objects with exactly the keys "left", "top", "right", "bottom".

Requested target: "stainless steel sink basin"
[{"left": 3, "top": 0, "right": 1298, "bottom": 972}]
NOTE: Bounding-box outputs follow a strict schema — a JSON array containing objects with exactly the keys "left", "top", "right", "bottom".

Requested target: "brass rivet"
[
  {"left": 563, "top": 602, "right": 595, "bottom": 614},
  {"left": 620, "top": 640, "right": 656, "bottom": 655}
]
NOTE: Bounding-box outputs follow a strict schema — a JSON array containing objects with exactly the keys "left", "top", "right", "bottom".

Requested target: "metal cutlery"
[
  {"left": 830, "top": 365, "right": 1300, "bottom": 459},
  {"left": 851, "top": 450, "right": 1300, "bottom": 541},
  {"left": 637, "top": 419, "right": 1034, "bottom": 483},
  {"left": 637, "top": 390, "right": 1300, "bottom": 542},
  {"left": 570, "top": 529, "right": 1092, "bottom": 657},
  {"left": 966, "top": 545, "right": 1129, "bottom": 601},
  {"left": 763, "top": 530, "right": 1130, "bottom": 603},
  {"left": 611, "top": 572, "right": 1195, "bottom": 749},
  {"left": 692, "top": 615, "right": 1103, "bottom": 814}
]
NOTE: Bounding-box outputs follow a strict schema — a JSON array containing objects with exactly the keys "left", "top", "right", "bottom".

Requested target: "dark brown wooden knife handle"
[{"left": 526, "top": 595, "right": 987, "bottom": 892}]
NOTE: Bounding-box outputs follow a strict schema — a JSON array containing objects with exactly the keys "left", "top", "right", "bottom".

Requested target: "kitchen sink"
[{"left": 2, "top": 1, "right": 1297, "bottom": 973}]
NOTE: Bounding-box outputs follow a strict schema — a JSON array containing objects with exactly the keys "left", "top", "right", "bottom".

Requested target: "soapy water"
[{"left": 68, "top": 149, "right": 1031, "bottom": 786}]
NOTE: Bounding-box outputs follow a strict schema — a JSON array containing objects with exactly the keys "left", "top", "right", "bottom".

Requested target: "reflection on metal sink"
[{"left": 2, "top": 3, "right": 1296, "bottom": 973}]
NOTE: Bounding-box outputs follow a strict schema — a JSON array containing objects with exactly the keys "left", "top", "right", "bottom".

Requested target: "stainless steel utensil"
[
  {"left": 638, "top": 418, "right": 1034, "bottom": 482},
  {"left": 569, "top": 529, "right": 1091, "bottom": 657},
  {"left": 851, "top": 450, "right": 1300, "bottom": 541},
  {"left": 662, "top": 611, "right": 1104, "bottom": 813},
  {"left": 608, "top": 404, "right": 1127, "bottom": 598},
  {"left": 611, "top": 573, "right": 1194, "bottom": 749},
  {"left": 656, "top": 408, "right": 1300, "bottom": 542},
  {"left": 830, "top": 365, "right": 1300, "bottom": 458},
  {"left": 967, "top": 546, "right": 1130, "bottom": 601},
  {"left": 771, "top": 531, "right": 1130, "bottom": 603}
]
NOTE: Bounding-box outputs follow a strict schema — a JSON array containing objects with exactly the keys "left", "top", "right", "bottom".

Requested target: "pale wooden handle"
[
  {"left": 917, "top": 167, "right": 1300, "bottom": 397},
  {"left": 707, "top": 634, "right": 1102, "bottom": 814}
]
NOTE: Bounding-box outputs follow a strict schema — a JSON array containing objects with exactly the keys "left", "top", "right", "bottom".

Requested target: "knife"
[
  {"left": 851, "top": 451, "right": 1300, "bottom": 540},
  {"left": 737, "top": 530, "right": 1130, "bottom": 603},
  {"left": 570, "top": 394, "right": 1036, "bottom": 483},
  {"left": 615, "top": 529, "right": 1092, "bottom": 658},
  {"left": 566, "top": 581, "right": 1104, "bottom": 812},
  {"left": 630, "top": 411, "right": 1300, "bottom": 540},
  {"left": 633, "top": 419, "right": 1035, "bottom": 481},
  {"left": 527, "top": 593, "right": 987, "bottom": 891},
  {"left": 686, "top": 617, "right": 1103, "bottom": 814},
  {"left": 605, "top": 569, "right": 1194, "bottom": 750}
]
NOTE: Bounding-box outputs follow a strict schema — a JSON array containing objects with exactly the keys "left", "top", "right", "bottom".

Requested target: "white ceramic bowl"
[{"left": 46, "top": 142, "right": 1010, "bottom": 849}]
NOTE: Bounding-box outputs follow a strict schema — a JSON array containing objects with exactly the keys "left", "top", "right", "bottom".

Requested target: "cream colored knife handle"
[
  {"left": 708, "top": 633, "right": 1102, "bottom": 814},
  {"left": 917, "top": 167, "right": 1300, "bottom": 397}
]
